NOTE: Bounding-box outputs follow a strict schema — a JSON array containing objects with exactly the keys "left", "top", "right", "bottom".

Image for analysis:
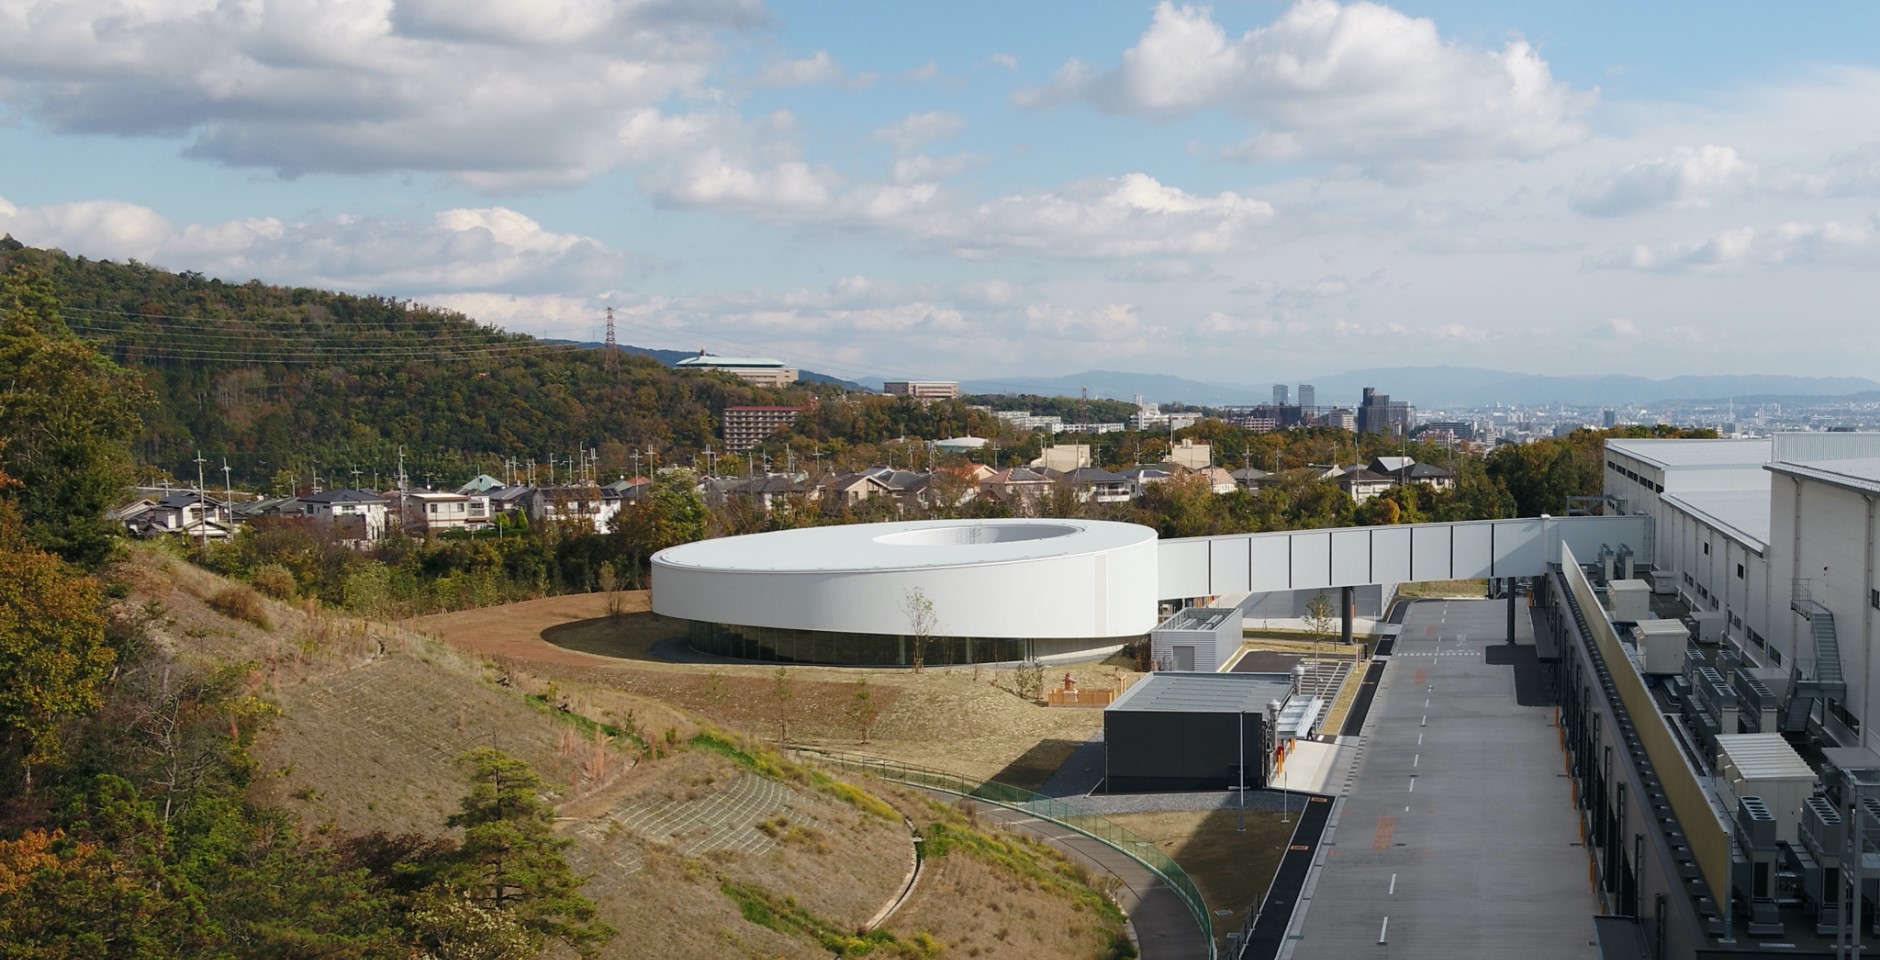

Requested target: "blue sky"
[{"left": 4, "top": 1, "right": 1880, "bottom": 391}]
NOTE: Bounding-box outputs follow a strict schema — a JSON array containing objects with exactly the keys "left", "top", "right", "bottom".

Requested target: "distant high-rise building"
[
  {"left": 1357, "top": 387, "right": 1413, "bottom": 437},
  {"left": 1602, "top": 408, "right": 1618, "bottom": 428},
  {"left": 1298, "top": 384, "right": 1315, "bottom": 417},
  {"left": 1273, "top": 384, "right": 1289, "bottom": 406}
]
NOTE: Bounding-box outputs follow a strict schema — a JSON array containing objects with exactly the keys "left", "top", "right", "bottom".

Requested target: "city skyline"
[{"left": 4, "top": 2, "right": 1880, "bottom": 385}]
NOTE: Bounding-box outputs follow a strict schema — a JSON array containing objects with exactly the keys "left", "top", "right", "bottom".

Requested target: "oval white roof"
[{"left": 653, "top": 518, "right": 1156, "bottom": 574}]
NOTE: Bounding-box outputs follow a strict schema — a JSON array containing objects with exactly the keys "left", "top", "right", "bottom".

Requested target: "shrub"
[
  {"left": 250, "top": 563, "right": 297, "bottom": 600},
  {"left": 209, "top": 585, "right": 272, "bottom": 629}
]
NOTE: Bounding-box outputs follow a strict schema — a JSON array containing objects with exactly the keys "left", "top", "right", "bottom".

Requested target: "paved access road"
[{"left": 1286, "top": 600, "right": 1599, "bottom": 960}]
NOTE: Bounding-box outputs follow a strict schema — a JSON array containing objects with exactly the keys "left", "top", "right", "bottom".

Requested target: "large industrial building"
[{"left": 1536, "top": 432, "right": 1880, "bottom": 957}]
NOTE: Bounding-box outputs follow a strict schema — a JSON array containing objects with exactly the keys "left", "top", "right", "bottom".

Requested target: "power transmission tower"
[{"left": 604, "top": 306, "right": 618, "bottom": 373}]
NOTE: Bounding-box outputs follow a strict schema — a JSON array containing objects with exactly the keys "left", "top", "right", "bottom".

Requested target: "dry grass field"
[
  {"left": 127, "top": 552, "right": 1136, "bottom": 959},
  {"left": 413, "top": 592, "right": 1140, "bottom": 787}
]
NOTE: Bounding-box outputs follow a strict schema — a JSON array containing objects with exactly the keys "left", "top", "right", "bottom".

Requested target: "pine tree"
[{"left": 432, "top": 748, "right": 614, "bottom": 957}]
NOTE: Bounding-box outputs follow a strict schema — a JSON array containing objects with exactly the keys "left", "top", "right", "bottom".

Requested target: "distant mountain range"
[
  {"left": 570, "top": 342, "right": 1880, "bottom": 409},
  {"left": 959, "top": 367, "right": 1880, "bottom": 410}
]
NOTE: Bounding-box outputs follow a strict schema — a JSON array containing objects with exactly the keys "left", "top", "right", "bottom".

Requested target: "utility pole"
[
  {"left": 193, "top": 452, "right": 209, "bottom": 550},
  {"left": 221, "top": 457, "right": 233, "bottom": 525}
]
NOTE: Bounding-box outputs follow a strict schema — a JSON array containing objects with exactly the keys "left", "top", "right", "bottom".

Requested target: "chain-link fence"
[{"left": 801, "top": 749, "right": 1215, "bottom": 959}]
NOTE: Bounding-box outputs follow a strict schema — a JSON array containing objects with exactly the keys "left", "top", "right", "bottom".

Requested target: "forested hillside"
[{"left": 0, "top": 241, "right": 828, "bottom": 485}]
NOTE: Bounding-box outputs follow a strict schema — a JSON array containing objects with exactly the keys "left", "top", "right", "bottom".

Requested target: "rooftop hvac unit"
[
  {"left": 1599, "top": 544, "right": 1616, "bottom": 583},
  {"left": 1800, "top": 797, "right": 1845, "bottom": 932},
  {"left": 1689, "top": 609, "right": 1724, "bottom": 646},
  {"left": 1735, "top": 796, "right": 1782, "bottom": 932},
  {"left": 1617, "top": 545, "right": 1636, "bottom": 581},
  {"left": 1609, "top": 579, "right": 1653, "bottom": 623},
  {"left": 1631, "top": 619, "right": 1691, "bottom": 675}
]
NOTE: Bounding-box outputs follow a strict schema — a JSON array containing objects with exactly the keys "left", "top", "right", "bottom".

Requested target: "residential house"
[
  {"left": 1333, "top": 468, "right": 1395, "bottom": 505},
  {"left": 979, "top": 467, "right": 1055, "bottom": 513},
  {"left": 1058, "top": 467, "right": 1132, "bottom": 504},
  {"left": 1120, "top": 465, "right": 1174, "bottom": 498},
  {"left": 119, "top": 490, "right": 234, "bottom": 541},
  {"left": 724, "top": 474, "right": 809, "bottom": 513},
  {"left": 1367, "top": 456, "right": 1458, "bottom": 492},
  {"left": 398, "top": 490, "right": 493, "bottom": 535},
  {"left": 1229, "top": 467, "right": 1271, "bottom": 492},
  {"left": 1195, "top": 466, "right": 1238, "bottom": 494},
  {"left": 298, "top": 489, "right": 391, "bottom": 544},
  {"left": 484, "top": 485, "right": 536, "bottom": 520},
  {"left": 529, "top": 483, "right": 620, "bottom": 533}
]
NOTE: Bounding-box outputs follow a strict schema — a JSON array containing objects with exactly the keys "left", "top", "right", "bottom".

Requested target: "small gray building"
[
  {"left": 1149, "top": 606, "right": 1241, "bottom": 672},
  {"left": 1104, "top": 672, "right": 1294, "bottom": 793}
]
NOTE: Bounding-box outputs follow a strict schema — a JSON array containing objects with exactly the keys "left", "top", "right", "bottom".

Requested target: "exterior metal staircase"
[{"left": 1783, "top": 579, "right": 1847, "bottom": 733}]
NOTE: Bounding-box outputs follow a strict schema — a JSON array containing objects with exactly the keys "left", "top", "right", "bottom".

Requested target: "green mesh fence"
[{"left": 801, "top": 749, "right": 1216, "bottom": 958}]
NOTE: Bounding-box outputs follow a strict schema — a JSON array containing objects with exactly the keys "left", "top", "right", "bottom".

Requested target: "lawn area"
[{"left": 1102, "top": 808, "right": 1297, "bottom": 953}]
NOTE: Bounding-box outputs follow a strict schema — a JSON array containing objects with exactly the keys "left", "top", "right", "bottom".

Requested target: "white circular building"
[{"left": 651, "top": 518, "right": 1160, "bottom": 666}]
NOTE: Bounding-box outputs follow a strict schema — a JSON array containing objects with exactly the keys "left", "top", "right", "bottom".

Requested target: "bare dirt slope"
[
  {"left": 413, "top": 592, "right": 1142, "bottom": 787},
  {"left": 130, "top": 554, "right": 1132, "bottom": 959}
]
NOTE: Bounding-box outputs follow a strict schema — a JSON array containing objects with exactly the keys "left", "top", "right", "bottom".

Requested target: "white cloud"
[
  {"left": 1600, "top": 317, "right": 1641, "bottom": 337},
  {"left": 1016, "top": 1, "right": 1590, "bottom": 178},
  {"left": 873, "top": 111, "right": 967, "bottom": 153},
  {"left": 0, "top": 0, "right": 765, "bottom": 186},
  {"left": 911, "top": 173, "right": 1274, "bottom": 260},
  {"left": 0, "top": 195, "right": 637, "bottom": 294},
  {"left": 888, "top": 153, "right": 981, "bottom": 186},
  {"left": 1594, "top": 218, "right": 1876, "bottom": 273},
  {"left": 649, "top": 149, "right": 836, "bottom": 214},
  {"left": 752, "top": 50, "right": 865, "bottom": 88},
  {"left": 1570, "top": 145, "right": 1756, "bottom": 217},
  {"left": 987, "top": 53, "right": 1019, "bottom": 70}
]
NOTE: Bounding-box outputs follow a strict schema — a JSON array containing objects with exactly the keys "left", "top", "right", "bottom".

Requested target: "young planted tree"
[
  {"left": 1303, "top": 591, "right": 1338, "bottom": 663},
  {"left": 769, "top": 667, "right": 796, "bottom": 743},
  {"left": 432, "top": 748, "right": 614, "bottom": 958},
  {"left": 902, "top": 587, "right": 938, "bottom": 673},
  {"left": 596, "top": 562, "right": 622, "bottom": 618},
  {"left": 845, "top": 680, "right": 881, "bottom": 744}
]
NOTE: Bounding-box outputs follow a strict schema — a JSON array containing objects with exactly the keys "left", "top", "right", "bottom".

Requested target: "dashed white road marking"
[{"left": 1389, "top": 873, "right": 1397, "bottom": 895}]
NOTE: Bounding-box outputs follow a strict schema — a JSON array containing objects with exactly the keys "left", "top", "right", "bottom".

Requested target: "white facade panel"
[
  {"left": 1248, "top": 536, "right": 1291, "bottom": 594},
  {"left": 1452, "top": 523, "right": 1495, "bottom": 579},
  {"left": 1371, "top": 527, "right": 1412, "bottom": 584},
  {"left": 1330, "top": 529, "right": 1372, "bottom": 585},
  {"left": 1159, "top": 539, "right": 1210, "bottom": 601},
  {"left": 1493, "top": 518, "right": 1547, "bottom": 575},
  {"left": 1290, "top": 534, "right": 1332, "bottom": 590},
  {"left": 1209, "top": 538, "right": 1251, "bottom": 596},
  {"left": 1411, "top": 525, "right": 1452, "bottom": 581}
]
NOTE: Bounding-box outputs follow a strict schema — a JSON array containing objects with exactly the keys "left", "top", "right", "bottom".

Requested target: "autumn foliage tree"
[{"left": 0, "top": 501, "right": 115, "bottom": 792}]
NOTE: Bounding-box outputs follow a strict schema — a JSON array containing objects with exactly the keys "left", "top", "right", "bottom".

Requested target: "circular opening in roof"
[{"left": 874, "top": 523, "right": 1079, "bottom": 546}]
